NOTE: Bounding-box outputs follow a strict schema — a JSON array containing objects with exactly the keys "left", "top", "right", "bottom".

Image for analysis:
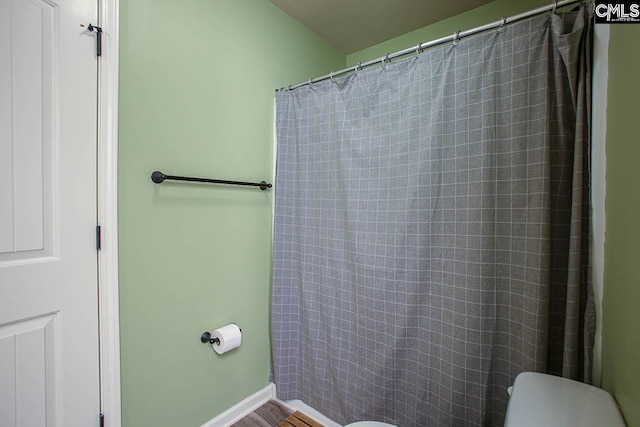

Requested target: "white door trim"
[{"left": 98, "top": 0, "right": 121, "bottom": 425}]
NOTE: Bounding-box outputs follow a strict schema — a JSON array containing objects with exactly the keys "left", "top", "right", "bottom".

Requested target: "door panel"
[
  {"left": 0, "top": 0, "right": 56, "bottom": 261},
  {"left": 0, "top": 314, "right": 58, "bottom": 426},
  {"left": 0, "top": 0, "right": 100, "bottom": 425}
]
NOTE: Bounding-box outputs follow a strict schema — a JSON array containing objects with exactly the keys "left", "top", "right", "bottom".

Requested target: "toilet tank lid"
[{"left": 504, "top": 372, "right": 626, "bottom": 427}]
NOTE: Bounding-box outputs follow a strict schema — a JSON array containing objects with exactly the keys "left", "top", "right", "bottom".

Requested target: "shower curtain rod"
[{"left": 280, "top": 0, "right": 584, "bottom": 91}]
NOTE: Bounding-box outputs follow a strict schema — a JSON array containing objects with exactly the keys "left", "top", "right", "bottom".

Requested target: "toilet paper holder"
[
  {"left": 200, "top": 326, "right": 242, "bottom": 346},
  {"left": 200, "top": 331, "right": 220, "bottom": 345}
]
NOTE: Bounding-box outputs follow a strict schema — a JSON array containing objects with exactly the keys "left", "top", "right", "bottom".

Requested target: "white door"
[{"left": 0, "top": 0, "right": 100, "bottom": 425}]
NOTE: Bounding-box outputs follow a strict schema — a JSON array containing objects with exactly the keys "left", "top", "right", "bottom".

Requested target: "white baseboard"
[{"left": 201, "top": 384, "right": 276, "bottom": 427}]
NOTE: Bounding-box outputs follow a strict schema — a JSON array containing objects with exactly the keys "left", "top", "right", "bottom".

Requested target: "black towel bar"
[{"left": 151, "top": 170, "right": 272, "bottom": 190}]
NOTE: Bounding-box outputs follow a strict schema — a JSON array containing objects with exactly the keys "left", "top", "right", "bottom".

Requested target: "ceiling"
[{"left": 269, "top": 0, "right": 495, "bottom": 54}]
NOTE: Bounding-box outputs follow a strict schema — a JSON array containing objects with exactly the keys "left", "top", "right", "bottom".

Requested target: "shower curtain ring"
[
  {"left": 330, "top": 71, "right": 335, "bottom": 83},
  {"left": 415, "top": 43, "right": 422, "bottom": 57},
  {"left": 382, "top": 53, "right": 390, "bottom": 67},
  {"left": 498, "top": 17, "right": 506, "bottom": 33},
  {"left": 453, "top": 31, "right": 461, "bottom": 46},
  {"left": 552, "top": 0, "right": 558, "bottom": 14}
]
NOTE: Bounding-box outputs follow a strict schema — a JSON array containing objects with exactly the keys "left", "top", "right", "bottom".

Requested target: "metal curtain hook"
[
  {"left": 498, "top": 17, "right": 506, "bottom": 32},
  {"left": 381, "top": 53, "right": 390, "bottom": 68},
  {"left": 330, "top": 71, "right": 335, "bottom": 83},
  {"left": 552, "top": 0, "right": 558, "bottom": 14},
  {"left": 453, "top": 31, "right": 461, "bottom": 46},
  {"left": 415, "top": 43, "right": 422, "bottom": 57}
]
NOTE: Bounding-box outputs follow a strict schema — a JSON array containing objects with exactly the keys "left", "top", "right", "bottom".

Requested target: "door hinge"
[
  {"left": 86, "top": 23, "right": 103, "bottom": 57},
  {"left": 96, "top": 225, "right": 102, "bottom": 251},
  {"left": 100, "top": 412, "right": 104, "bottom": 427}
]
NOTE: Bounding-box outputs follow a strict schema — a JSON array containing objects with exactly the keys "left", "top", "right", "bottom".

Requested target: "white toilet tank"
[{"left": 504, "top": 372, "right": 626, "bottom": 427}]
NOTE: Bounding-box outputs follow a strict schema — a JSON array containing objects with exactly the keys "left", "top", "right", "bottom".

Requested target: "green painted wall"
[
  {"left": 117, "top": 1, "right": 344, "bottom": 426},
  {"left": 347, "top": 0, "right": 548, "bottom": 65},
  {"left": 602, "top": 25, "right": 640, "bottom": 427}
]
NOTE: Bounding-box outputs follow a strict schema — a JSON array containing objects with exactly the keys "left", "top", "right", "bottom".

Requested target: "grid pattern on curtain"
[{"left": 272, "top": 7, "right": 593, "bottom": 427}]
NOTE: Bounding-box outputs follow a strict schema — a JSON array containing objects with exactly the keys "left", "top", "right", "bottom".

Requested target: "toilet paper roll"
[{"left": 211, "top": 323, "right": 242, "bottom": 354}]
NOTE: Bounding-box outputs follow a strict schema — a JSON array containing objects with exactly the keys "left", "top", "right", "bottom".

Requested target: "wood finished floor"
[{"left": 231, "top": 400, "right": 293, "bottom": 427}]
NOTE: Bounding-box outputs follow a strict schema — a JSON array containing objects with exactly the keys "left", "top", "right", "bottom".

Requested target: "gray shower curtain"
[{"left": 272, "top": 5, "right": 594, "bottom": 427}]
